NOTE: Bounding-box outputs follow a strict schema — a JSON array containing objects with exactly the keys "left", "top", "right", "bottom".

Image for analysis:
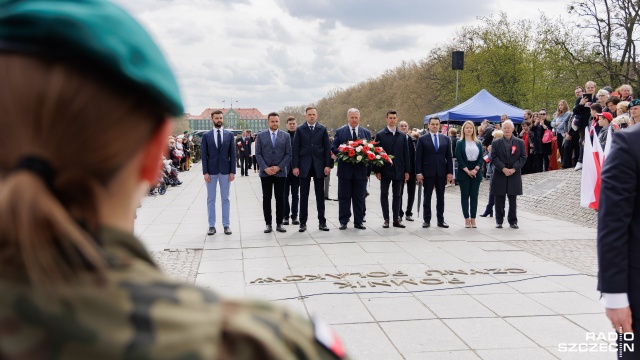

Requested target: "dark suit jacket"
[
  {"left": 373, "top": 128, "right": 410, "bottom": 180},
  {"left": 238, "top": 136, "right": 252, "bottom": 157},
  {"left": 331, "top": 125, "right": 372, "bottom": 180},
  {"left": 455, "top": 139, "right": 484, "bottom": 181},
  {"left": 291, "top": 122, "right": 331, "bottom": 178},
  {"left": 489, "top": 136, "right": 527, "bottom": 196},
  {"left": 597, "top": 124, "right": 640, "bottom": 312},
  {"left": 255, "top": 130, "right": 291, "bottom": 178},
  {"left": 201, "top": 129, "right": 236, "bottom": 175},
  {"left": 407, "top": 135, "right": 416, "bottom": 175},
  {"left": 415, "top": 132, "right": 453, "bottom": 178}
]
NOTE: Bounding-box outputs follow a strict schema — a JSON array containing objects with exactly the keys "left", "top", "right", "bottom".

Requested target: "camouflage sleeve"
[{"left": 219, "top": 299, "right": 349, "bottom": 360}]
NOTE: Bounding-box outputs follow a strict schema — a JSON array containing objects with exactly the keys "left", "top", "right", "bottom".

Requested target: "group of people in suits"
[{"left": 200, "top": 107, "right": 528, "bottom": 235}]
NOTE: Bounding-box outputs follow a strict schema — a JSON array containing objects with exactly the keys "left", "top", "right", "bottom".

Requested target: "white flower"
[
  {"left": 356, "top": 146, "right": 363, "bottom": 152},
  {"left": 368, "top": 143, "right": 374, "bottom": 149},
  {"left": 357, "top": 155, "right": 363, "bottom": 161},
  {"left": 376, "top": 155, "right": 381, "bottom": 159}
]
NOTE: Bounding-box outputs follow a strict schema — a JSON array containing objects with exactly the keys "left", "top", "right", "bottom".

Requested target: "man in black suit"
[
  {"left": 237, "top": 130, "right": 252, "bottom": 176},
  {"left": 374, "top": 110, "right": 410, "bottom": 228},
  {"left": 283, "top": 116, "right": 300, "bottom": 225},
  {"left": 292, "top": 106, "right": 331, "bottom": 232},
  {"left": 415, "top": 117, "right": 453, "bottom": 228},
  {"left": 597, "top": 122, "right": 640, "bottom": 357},
  {"left": 489, "top": 120, "right": 527, "bottom": 229},
  {"left": 331, "top": 108, "right": 372, "bottom": 230},
  {"left": 398, "top": 120, "right": 416, "bottom": 221}
]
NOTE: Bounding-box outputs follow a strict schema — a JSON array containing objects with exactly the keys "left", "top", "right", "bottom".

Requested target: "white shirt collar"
[
  {"left": 350, "top": 125, "right": 360, "bottom": 133},
  {"left": 214, "top": 126, "right": 224, "bottom": 132},
  {"left": 270, "top": 129, "right": 278, "bottom": 135},
  {"left": 387, "top": 126, "right": 396, "bottom": 134},
  {"left": 307, "top": 122, "right": 316, "bottom": 128}
]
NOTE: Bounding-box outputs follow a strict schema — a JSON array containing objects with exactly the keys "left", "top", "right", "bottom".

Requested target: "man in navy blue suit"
[
  {"left": 256, "top": 112, "right": 292, "bottom": 234},
  {"left": 374, "top": 110, "right": 410, "bottom": 228},
  {"left": 331, "top": 108, "right": 372, "bottom": 230},
  {"left": 201, "top": 110, "right": 236, "bottom": 236},
  {"left": 292, "top": 107, "right": 332, "bottom": 232},
  {"left": 597, "top": 121, "right": 640, "bottom": 357},
  {"left": 415, "top": 117, "right": 453, "bottom": 228}
]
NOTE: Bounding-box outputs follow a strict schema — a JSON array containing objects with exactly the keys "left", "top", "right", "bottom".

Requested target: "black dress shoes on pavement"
[
  {"left": 224, "top": 227, "right": 232, "bottom": 235},
  {"left": 496, "top": 224, "right": 503, "bottom": 229},
  {"left": 393, "top": 221, "right": 406, "bottom": 228},
  {"left": 339, "top": 224, "right": 348, "bottom": 230},
  {"left": 292, "top": 217, "right": 300, "bottom": 225},
  {"left": 299, "top": 224, "right": 307, "bottom": 232},
  {"left": 207, "top": 227, "right": 216, "bottom": 235},
  {"left": 276, "top": 224, "right": 286, "bottom": 232},
  {"left": 383, "top": 220, "right": 390, "bottom": 228},
  {"left": 510, "top": 223, "right": 519, "bottom": 229},
  {"left": 354, "top": 224, "right": 366, "bottom": 230},
  {"left": 437, "top": 222, "right": 449, "bottom": 228},
  {"left": 422, "top": 222, "right": 430, "bottom": 228},
  {"left": 319, "top": 224, "right": 330, "bottom": 231},
  {"left": 264, "top": 225, "right": 273, "bottom": 233},
  {"left": 405, "top": 216, "right": 414, "bottom": 222}
]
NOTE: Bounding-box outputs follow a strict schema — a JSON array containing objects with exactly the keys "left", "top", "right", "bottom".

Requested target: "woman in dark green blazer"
[{"left": 455, "top": 121, "right": 484, "bottom": 228}]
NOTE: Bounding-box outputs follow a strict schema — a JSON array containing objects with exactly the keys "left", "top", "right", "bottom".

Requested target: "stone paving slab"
[{"left": 137, "top": 162, "right": 615, "bottom": 360}]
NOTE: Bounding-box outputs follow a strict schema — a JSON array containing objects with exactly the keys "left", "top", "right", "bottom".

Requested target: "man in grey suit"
[
  {"left": 489, "top": 120, "right": 527, "bottom": 229},
  {"left": 256, "top": 112, "right": 292, "bottom": 233}
]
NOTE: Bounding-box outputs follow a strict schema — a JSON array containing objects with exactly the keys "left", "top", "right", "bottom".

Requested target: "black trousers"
[
  {"left": 380, "top": 176, "right": 403, "bottom": 221},
  {"left": 284, "top": 172, "right": 299, "bottom": 219},
  {"left": 338, "top": 177, "right": 367, "bottom": 225},
  {"left": 562, "top": 134, "right": 579, "bottom": 168},
  {"left": 495, "top": 194, "right": 518, "bottom": 225},
  {"left": 299, "top": 167, "right": 326, "bottom": 225},
  {"left": 253, "top": 156, "right": 259, "bottom": 170},
  {"left": 261, "top": 176, "right": 286, "bottom": 226},
  {"left": 423, "top": 176, "right": 446, "bottom": 224},
  {"left": 240, "top": 156, "right": 251, "bottom": 175},
  {"left": 399, "top": 174, "right": 416, "bottom": 218}
]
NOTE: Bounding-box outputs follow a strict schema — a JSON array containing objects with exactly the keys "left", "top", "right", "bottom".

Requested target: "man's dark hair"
[
  {"left": 605, "top": 96, "right": 621, "bottom": 106},
  {"left": 286, "top": 116, "right": 296, "bottom": 123},
  {"left": 428, "top": 116, "right": 440, "bottom": 124},
  {"left": 386, "top": 109, "right": 397, "bottom": 117},
  {"left": 267, "top": 111, "right": 279, "bottom": 119},
  {"left": 305, "top": 106, "right": 317, "bottom": 113},
  {"left": 211, "top": 110, "right": 223, "bottom": 117},
  {"left": 590, "top": 103, "right": 603, "bottom": 112}
]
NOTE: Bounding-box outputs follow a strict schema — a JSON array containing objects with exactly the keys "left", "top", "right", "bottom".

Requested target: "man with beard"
[{"left": 202, "top": 110, "right": 235, "bottom": 235}]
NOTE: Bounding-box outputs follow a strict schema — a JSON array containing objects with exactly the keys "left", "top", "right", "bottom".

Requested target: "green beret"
[
  {"left": 0, "top": 0, "right": 183, "bottom": 116},
  {"left": 629, "top": 99, "right": 640, "bottom": 109}
]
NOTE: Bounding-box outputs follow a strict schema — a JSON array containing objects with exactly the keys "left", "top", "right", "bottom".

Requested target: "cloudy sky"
[{"left": 114, "top": 0, "right": 569, "bottom": 115}]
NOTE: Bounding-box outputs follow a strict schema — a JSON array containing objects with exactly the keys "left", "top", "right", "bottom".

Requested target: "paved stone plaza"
[{"left": 135, "top": 163, "right": 616, "bottom": 360}]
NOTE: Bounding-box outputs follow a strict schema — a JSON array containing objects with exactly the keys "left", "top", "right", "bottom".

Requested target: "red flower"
[
  {"left": 356, "top": 140, "right": 363, "bottom": 145},
  {"left": 375, "top": 147, "right": 383, "bottom": 153},
  {"left": 342, "top": 147, "right": 350, "bottom": 153},
  {"left": 382, "top": 154, "right": 389, "bottom": 160},
  {"left": 369, "top": 141, "right": 376, "bottom": 145},
  {"left": 367, "top": 153, "right": 375, "bottom": 160},
  {"left": 348, "top": 150, "right": 356, "bottom": 157},
  {"left": 350, "top": 141, "right": 358, "bottom": 147}
]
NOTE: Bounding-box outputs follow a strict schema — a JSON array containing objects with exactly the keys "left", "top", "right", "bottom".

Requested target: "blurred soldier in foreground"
[{"left": 0, "top": 1, "right": 347, "bottom": 359}]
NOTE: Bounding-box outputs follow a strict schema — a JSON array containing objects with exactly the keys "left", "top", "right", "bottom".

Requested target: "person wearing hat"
[
  {"left": 0, "top": 1, "right": 348, "bottom": 359},
  {"left": 629, "top": 98, "right": 640, "bottom": 126},
  {"left": 597, "top": 112, "right": 613, "bottom": 149}
]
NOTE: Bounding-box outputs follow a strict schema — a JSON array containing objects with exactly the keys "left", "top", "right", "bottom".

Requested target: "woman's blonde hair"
[
  {"left": 492, "top": 130, "right": 504, "bottom": 139},
  {"left": 461, "top": 121, "right": 478, "bottom": 142},
  {"left": 0, "top": 55, "right": 165, "bottom": 285}
]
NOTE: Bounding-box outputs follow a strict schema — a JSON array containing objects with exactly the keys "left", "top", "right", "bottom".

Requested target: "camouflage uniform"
[{"left": 0, "top": 228, "right": 347, "bottom": 360}]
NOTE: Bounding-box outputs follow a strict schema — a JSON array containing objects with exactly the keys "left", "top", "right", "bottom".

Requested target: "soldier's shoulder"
[{"left": 220, "top": 298, "right": 348, "bottom": 360}]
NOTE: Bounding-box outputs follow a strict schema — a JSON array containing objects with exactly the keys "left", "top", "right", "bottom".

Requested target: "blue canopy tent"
[{"left": 424, "top": 89, "right": 525, "bottom": 124}]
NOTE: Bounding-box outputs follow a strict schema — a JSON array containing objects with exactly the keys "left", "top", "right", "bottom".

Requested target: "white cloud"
[{"left": 112, "top": 0, "right": 570, "bottom": 114}]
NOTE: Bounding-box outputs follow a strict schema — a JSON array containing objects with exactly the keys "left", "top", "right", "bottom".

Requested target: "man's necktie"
[
  {"left": 217, "top": 130, "right": 221, "bottom": 149},
  {"left": 271, "top": 132, "right": 276, "bottom": 147},
  {"left": 352, "top": 128, "right": 357, "bottom": 140},
  {"left": 433, "top": 134, "right": 439, "bottom": 150},
  {"left": 310, "top": 126, "right": 314, "bottom": 132}
]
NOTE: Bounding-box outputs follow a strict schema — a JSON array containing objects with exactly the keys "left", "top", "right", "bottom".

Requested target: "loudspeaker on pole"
[{"left": 452, "top": 51, "right": 464, "bottom": 70}]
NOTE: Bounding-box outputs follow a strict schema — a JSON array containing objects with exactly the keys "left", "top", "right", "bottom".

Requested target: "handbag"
[{"left": 542, "top": 129, "right": 553, "bottom": 143}]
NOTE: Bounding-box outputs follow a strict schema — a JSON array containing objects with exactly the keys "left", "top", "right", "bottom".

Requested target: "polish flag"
[{"left": 580, "top": 127, "right": 599, "bottom": 209}]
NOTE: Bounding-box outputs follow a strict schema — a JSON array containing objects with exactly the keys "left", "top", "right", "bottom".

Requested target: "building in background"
[{"left": 186, "top": 107, "right": 268, "bottom": 133}]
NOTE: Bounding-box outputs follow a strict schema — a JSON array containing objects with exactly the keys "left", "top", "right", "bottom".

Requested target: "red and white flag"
[{"left": 580, "top": 126, "right": 612, "bottom": 210}]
